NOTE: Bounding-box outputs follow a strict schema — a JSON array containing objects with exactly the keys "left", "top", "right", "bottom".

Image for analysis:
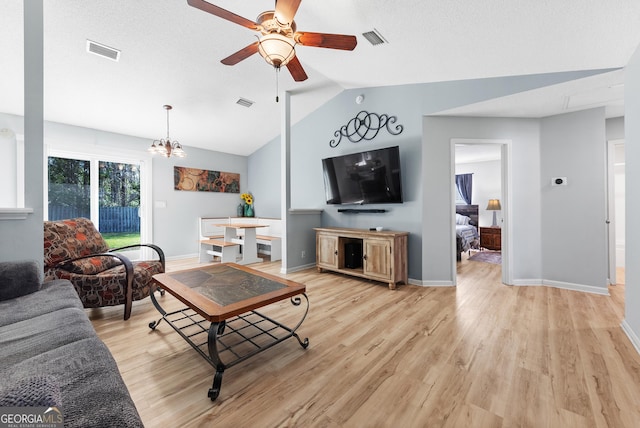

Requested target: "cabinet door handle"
[
  {"left": 334, "top": 250, "right": 338, "bottom": 255},
  {"left": 363, "top": 254, "right": 367, "bottom": 260}
]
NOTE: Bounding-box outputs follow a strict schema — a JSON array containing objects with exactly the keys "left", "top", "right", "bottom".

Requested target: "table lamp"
[{"left": 486, "top": 199, "right": 501, "bottom": 227}]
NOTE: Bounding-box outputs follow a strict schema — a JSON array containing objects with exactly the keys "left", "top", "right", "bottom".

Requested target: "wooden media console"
[{"left": 314, "top": 227, "right": 408, "bottom": 290}]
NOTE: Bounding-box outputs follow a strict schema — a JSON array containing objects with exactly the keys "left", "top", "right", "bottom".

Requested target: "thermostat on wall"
[{"left": 551, "top": 177, "right": 567, "bottom": 186}]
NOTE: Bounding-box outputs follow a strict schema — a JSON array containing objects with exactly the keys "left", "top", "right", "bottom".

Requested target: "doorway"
[
  {"left": 607, "top": 139, "right": 625, "bottom": 285},
  {"left": 452, "top": 138, "right": 512, "bottom": 285}
]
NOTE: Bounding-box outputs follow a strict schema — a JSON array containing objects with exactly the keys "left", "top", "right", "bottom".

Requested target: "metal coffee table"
[{"left": 149, "top": 263, "right": 309, "bottom": 401}]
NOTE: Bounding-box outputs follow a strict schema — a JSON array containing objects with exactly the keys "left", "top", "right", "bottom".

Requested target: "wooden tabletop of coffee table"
[{"left": 152, "top": 263, "right": 306, "bottom": 323}]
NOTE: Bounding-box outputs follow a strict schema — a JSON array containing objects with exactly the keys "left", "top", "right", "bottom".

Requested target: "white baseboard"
[
  {"left": 281, "top": 262, "right": 316, "bottom": 274},
  {"left": 413, "top": 279, "right": 455, "bottom": 287},
  {"left": 542, "top": 279, "right": 610, "bottom": 296},
  {"left": 166, "top": 253, "right": 198, "bottom": 261},
  {"left": 511, "top": 279, "right": 543, "bottom": 286},
  {"left": 621, "top": 320, "right": 640, "bottom": 356}
]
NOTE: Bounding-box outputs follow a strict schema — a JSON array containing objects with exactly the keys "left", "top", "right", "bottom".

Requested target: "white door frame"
[
  {"left": 451, "top": 138, "right": 513, "bottom": 285},
  {"left": 606, "top": 138, "right": 625, "bottom": 285}
]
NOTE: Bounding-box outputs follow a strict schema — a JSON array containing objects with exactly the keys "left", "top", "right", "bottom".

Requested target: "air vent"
[
  {"left": 236, "top": 97, "right": 254, "bottom": 108},
  {"left": 86, "top": 40, "right": 120, "bottom": 62},
  {"left": 362, "top": 29, "right": 387, "bottom": 46}
]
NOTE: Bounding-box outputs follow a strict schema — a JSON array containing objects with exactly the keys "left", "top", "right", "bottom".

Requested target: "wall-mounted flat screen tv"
[{"left": 321, "top": 146, "right": 403, "bottom": 205}]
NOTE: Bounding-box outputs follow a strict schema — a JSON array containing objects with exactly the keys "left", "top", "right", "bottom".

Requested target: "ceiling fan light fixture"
[{"left": 258, "top": 33, "right": 296, "bottom": 68}]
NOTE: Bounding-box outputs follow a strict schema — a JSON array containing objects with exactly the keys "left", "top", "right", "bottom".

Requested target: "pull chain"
[{"left": 275, "top": 67, "right": 280, "bottom": 103}]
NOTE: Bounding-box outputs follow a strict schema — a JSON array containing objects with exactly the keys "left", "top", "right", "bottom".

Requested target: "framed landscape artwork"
[{"left": 174, "top": 167, "right": 240, "bottom": 193}]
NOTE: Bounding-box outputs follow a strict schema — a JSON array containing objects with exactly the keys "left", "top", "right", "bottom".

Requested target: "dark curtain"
[{"left": 455, "top": 173, "right": 473, "bottom": 205}]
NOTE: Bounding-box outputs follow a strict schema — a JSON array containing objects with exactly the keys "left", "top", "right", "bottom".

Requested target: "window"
[
  {"left": 48, "top": 157, "right": 91, "bottom": 219},
  {"left": 48, "top": 157, "right": 141, "bottom": 248},
  {"left": 46, "top": 147, "right": 152, "bottom": 257}
]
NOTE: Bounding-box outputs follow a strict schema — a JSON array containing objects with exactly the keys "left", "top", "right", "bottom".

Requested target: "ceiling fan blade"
[
  {"left": 221, "top": 42, "right": 259, "bottom": 65},
  {"left": 294, "top": 32, "right": 357, "bottom": 50},
  {"left": 286, "top": 56, "right": 308, "bottom": 82},
  {"left": 187, "top": 0, "right": 259, "bottom": 30},
  {"left": 274, "top": 0, "right": 301, "bottom": 26}
]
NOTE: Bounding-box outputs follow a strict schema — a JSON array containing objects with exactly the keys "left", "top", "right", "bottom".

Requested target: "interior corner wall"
[
  {"left": 151, "top": 146, "right": 247, "bottom": 258},
  {"left": 248, "top": 138, "right": 281, "bottom": 219},
  {"left": 423, "top": 116, "right": 542, "bottom": 283},
  {"left": 540, "top": 108, "right": 608, "bottom": 292},
  {"left": 623, "top": 43, "right": 640, "bottom": 347}
]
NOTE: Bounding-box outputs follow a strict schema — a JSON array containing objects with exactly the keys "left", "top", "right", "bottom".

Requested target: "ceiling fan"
[{"left": 187, "top": 0, "right": 357, "bottom": 82}]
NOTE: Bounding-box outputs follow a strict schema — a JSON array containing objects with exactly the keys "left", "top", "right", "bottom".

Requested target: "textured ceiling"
[{"left": 1, "top": 0, "right": 639, "bottom": 156}]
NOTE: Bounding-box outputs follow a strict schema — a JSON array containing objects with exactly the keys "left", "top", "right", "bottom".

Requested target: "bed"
[{"left": 456, "top": 204, "right": 479, "bottom": 261}]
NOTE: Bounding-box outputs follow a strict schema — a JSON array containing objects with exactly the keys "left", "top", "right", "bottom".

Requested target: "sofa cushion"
[
  {"left": 0, "top": 280, "right": 84, "bottom": 328},
  {"left": 62, "top": 255, "right": 121, "bottom": 275},
  {"left": 0, "top": 337, "right": 143, "bottom": 428},
  {"left": 47, "top": 260, "right": 164, "bottom": 309},
  {"left": 0, "top": 260, "right": 42, "bottom": 301},
  {"left": 44, "top": 218, "right": 110, "bottom": 268},
  {"left": 0, "top": 375, "right": 61, "bottom": 408},
  {"left": 0, "top": 307, "right": 96, "bottom": 367}
]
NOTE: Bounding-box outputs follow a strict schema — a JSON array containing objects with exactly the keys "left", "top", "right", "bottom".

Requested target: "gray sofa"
[{"left": 0, "top": 260, "right": 143, "bottom": 427}]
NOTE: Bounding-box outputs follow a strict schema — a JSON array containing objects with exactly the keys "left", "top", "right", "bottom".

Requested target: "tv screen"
[{"left": 322, "top": 146, "right": 403, "bottom": 205}]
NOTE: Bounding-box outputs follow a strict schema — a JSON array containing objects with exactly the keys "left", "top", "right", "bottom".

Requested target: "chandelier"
[{"left": 148, "top": 105, "right": 186, "bottom": 158}]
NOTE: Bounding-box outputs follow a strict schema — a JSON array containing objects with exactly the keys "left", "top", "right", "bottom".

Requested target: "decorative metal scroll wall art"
[{"left": 329, "top": 111, "right": 404, "bottom": 147}]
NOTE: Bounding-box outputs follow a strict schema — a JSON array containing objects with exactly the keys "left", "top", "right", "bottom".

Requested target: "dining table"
[{"left": 214, "top": 222, "right": 264, "bottom": 265}]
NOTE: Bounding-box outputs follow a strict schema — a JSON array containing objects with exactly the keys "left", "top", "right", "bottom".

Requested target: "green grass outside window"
[{"left": 102, "top": 233, "right": 140, "bottom": 249}]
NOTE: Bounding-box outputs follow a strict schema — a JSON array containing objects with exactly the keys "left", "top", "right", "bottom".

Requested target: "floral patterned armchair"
[{"left": 43, "top": 217, "right": 165, "bottom": 320}]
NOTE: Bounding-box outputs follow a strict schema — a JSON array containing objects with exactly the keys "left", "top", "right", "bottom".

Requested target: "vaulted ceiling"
[{"left": 1, "top": 1, "right": 639, "bottom": 156}]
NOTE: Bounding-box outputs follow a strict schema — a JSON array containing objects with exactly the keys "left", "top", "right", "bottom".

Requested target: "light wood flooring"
[{"left": 88, "top": 254, "right": 640, "bottom": 427}]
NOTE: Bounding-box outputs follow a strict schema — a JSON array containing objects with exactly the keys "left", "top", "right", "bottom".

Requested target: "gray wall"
[
  {"left": 624, "top": 44, "right": 640, "bottom": 347},
  {"left": 422, "top": 111, "right": 609, "bottom": 290},
  {"left": 264, "top": 85, "right": 426, "bottom": 278},
  {"left": 423, "top": 116, "right": 542, "bottom": 283},
  {"left": 248, "top": 138, "right": 281, "bottom": 218},
  {"left": 248, "top": 69, "right": 619, "bottom": 280},
  {"left": 152, "top": 146, "right": 247, "bottom": 258},
  {"left": 540, "top": 108, "right": 608, "bottom": 292},
  {"left": 606, "top": 116, "right": 625, "bottom": 141},
  {"left": 0, "top": 2, "right": 43, "bottom": 267}
]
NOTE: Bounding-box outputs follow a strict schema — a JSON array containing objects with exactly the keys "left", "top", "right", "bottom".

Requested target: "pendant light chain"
[
  {"left": 165, "top": 106, "right": 170, "bottom": 139},
  {"left": 275, "top": 67, "right": 280, "bottom": 103}
]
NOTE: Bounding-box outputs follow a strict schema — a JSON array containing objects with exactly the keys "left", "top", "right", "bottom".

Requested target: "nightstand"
[{"left": 479, "top": 227, "right": 501, "bottom": 251}]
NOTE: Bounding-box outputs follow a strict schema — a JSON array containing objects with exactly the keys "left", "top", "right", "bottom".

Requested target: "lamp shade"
[
  {"left": 486, "top": 199, "right": 501, "bottom": 211},
  {"left": 258, "top": 33, "right": 296, "bottom": 68}
]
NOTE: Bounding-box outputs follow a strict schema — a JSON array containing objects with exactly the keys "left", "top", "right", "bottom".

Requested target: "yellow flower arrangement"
[{"left": 240, "top": 192, "right": 253, "bottom": 206}]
